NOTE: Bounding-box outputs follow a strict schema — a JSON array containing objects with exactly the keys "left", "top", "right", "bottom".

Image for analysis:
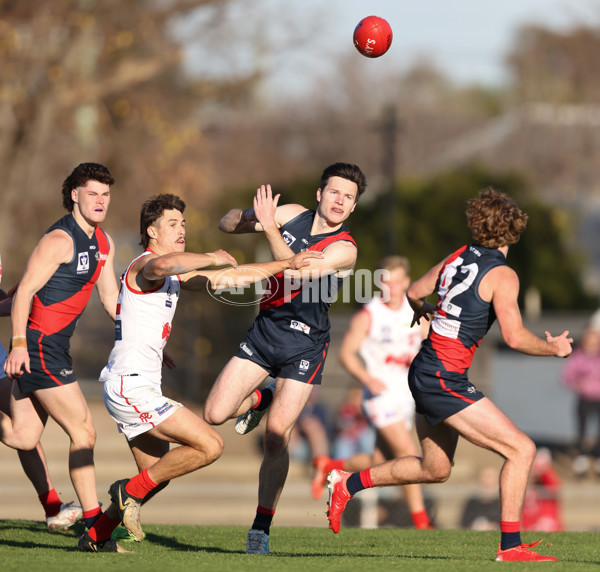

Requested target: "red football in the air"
[{"left": 353, "top": 16, "right": 393, "bottom": 58}]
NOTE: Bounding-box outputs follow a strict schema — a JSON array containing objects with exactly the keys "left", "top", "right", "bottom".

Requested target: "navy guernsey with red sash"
[
  {"left": 22, "top": 214, "right": 110, "bottom": 387},
  {"left": 249, "top": 209, "right": 356, "bottom": 349},
  {"left": 413, "top": 244, "right": 506, "bottom": 375}
]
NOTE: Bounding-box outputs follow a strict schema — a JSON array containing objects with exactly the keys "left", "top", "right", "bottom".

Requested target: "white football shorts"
[
  {"left": 362, "top": 387, "right": 416, "bottom": 430},
  {"left": 102, "top": 374, "right": 183, "bottom": 440}
]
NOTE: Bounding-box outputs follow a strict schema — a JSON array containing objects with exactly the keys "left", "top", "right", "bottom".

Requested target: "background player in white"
[
  {"left": 326, "top": 187, "right": 572, "bottom": 562},
  {"left": 80, "top": 193, "right": 320, "bottom": 552},
  {"left": 312, "top": 256, "right": 433, "bottom": 529},
  {"left": 204, "top": 162, "right": 366, "bottom": 554}
]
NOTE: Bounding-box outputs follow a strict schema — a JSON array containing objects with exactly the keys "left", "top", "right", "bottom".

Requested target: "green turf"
[{"left": 1, "top": 521, "right": 599, "bottom": 571}]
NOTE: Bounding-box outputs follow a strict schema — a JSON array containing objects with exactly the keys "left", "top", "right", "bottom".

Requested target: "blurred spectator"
[
  {"left": 521, "top": 448, "right": 564, "bottom": 532},
  {"left": 460, "top": 466, "right": 500, "bottom": 530},
  {"left": 289, "top": 387, "right": 332, "bottom": 464},
  {"left": 561, "top": 327, "right": 600, "bottom": 477},
  {"left": 332, "top": 386, "right": 375, "bottom": 459}
]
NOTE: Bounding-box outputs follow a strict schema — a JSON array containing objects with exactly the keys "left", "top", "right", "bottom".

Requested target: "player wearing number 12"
[{"left": 326, "top": 187, "right": 572, "bottom": 562}]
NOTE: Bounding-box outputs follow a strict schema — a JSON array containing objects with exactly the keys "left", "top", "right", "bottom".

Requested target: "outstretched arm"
[
  {"left": 181, "top": 250, "right": 323, "bottom": 291},
  {"left": 491, "top": 266, "right": 573, "bottom": 357}
]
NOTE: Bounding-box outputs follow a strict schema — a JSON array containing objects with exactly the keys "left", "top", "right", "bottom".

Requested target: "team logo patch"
[
  {"left": 156, "top": 402, "right": 174, "bottom": 416},
  {"left": 59, "top": 368, "right": 73, "bottom": 377},
  {"left": 282, "top": 231, "right": 296, "bottom": 246},
  {"left": 467, "top": 386, "right": 477, "bottom": 394},
  {"left": 290, "top": 320, "right": 311, "bottom": 335},
  {"left": 77, "top": 252, "right": 89, "bottom": 274},
  {"left": 240, "top": 342, "right": 253, "bottom": 356},
  {"left": 139, "top": 412, "right": 153, "bottom": 423},
  {"left": 299, "top": 360, "right": 310, "bottom": 371}
]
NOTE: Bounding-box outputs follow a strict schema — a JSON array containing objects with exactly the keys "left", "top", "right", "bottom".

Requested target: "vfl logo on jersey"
[
  {"left": 290, "top": 320, "right": 311, "bottom": 335},
  {"left": 240, "top": 342, "right": 253, "bottom": 356},
  {"left": 77, "top": 252, "right": 89, "bottom": 274},
  {"left": 299, "top": 360, "right": 310, "bottom": 374},
  {"left": 282, "top": 231, "right": 296, "bottom": 247}
]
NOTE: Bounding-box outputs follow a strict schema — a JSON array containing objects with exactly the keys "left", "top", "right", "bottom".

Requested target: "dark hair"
[
  {"left": 319, "top": 162, "right": 367, "bottom": 201},
  {"left": 466, "top": 187, "right": 528, "bottom": 248},
  {"left": 140, "top": 193, "right": 186, "bottom": 249},
  {"left": 61, "top": 163, "right": 114, "bottom": 211}
]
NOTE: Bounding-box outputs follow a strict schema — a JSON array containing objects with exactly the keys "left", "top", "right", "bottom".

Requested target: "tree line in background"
[{"left": 1, "top": 1, "right": 599, "bottom": 402}]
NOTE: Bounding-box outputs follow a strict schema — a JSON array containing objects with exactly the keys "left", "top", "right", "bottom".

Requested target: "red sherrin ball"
[{"left": 353, "top": 16, "right": 393, "bottom": 58}]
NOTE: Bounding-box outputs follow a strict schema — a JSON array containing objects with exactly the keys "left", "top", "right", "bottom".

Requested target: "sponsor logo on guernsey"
[
  {"left": 59, "top": 368, "right": 73, "bottom": 377},
  {"left": 469, "top": 245, "right": 481, "bottom": 257},
  {"left": 240, "top": 342, "right": 253, "bottom": 356},
  {"left": 156, "top": 402, "right": 174, "bottom": 416},
  {"left": 282, "top": 231, "right": 296, "bottom": 246},
  {"left": 299, "top": 360, "right": 310, "bottom": 374},
  {"left": 290, "top": 320, "right": 311, "bottom": 335},
  {"left": 432, "top": 317, "right": 460, "bottom": 339},
  {"left": 77, "top": 252, "right": 89, "bottom": 274}
]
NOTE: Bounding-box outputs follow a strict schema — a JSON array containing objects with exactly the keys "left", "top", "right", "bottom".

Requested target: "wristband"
[{"left": 11, "top": 335, "right": 27, "bottom": 349}]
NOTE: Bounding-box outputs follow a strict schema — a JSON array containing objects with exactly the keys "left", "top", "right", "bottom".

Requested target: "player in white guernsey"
[
  {"left": 80, "top": 194, "right": 321, "bottom": 551},
  {"left": 312, "top": 256, "right": 433, "bottom": 529}
]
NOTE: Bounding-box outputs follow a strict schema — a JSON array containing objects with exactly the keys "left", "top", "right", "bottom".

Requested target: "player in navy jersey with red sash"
[
  {"left": 1, "top": 163, "right": 119, "bottom": 546},
  {"left": 326, "top": 187, "right": 573, "bottom": 562},
  {"left": 204, "top": 162, "right": 367, "bottom": 554}
]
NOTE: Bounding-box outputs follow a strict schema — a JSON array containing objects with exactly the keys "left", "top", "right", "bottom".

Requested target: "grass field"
[{"left": 1, "top": 520, "right": 599, "bottom": 571}]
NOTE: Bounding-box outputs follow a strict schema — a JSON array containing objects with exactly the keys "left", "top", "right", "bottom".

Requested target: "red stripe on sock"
[
  {"left": 126, "top": 468, "right": 159, "bottom": 500},
  {"left": 359, "top": 468, "right": 373, "bottom": 489},
  {"left": 501, "top": 520, "right": 521, "bottom": 533},
  {"left": 257, "top": 505, "right": 275, "bottom": 516},
  {"left": 83, "top": 506, "right": 102, "bottom": 520},
  {"left": 252, "top": 388, "right": 262, "bottom": 409}
]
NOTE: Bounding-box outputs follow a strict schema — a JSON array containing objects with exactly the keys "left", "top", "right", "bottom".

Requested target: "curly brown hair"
[{"left": 466, "top": 187, "right": 528, "bottom": 248}]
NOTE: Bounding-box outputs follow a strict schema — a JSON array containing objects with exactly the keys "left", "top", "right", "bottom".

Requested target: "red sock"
[
  {"left": 125, "top": 468, "right": 158, "bottom": 500},
  {"left": 88, "top": 511, "right": 121, "bottom": 542},
  {"left": 325, "top": 458, "right": 346, "bottom": 474},
  {"left": 39, "top": 488, "right": 62, "bottom": 517},
  {"left": 411, "top": 509, "right": 431, "bottom": 529}
]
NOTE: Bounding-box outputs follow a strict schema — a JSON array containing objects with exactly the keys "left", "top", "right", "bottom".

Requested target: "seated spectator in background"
[
  {"left": 521, "top": 448, "right": 564, "bottom": 532},
  {"left": 289, "top": 387, "right": 332, "bottom": 465},
  {"left": 331, "top": 386, "right": 375, "bottom": 460},
  {"left": 460, "top": 466, "right": 500, "bottom": 531},
  {"left": 561, "top": 327, "right": 600, "bottom": 478}
]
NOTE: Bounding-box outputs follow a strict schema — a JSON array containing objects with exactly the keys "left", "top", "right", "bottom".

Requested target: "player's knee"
[
  {"left": 203, "top": 431, "right": 224, "bottom": 464},
  {"left": 424, "top": 462, "right": 452, "bottom": 483},
  {"left": 202, "top": 403, "right": 227, "bottom": 426}
]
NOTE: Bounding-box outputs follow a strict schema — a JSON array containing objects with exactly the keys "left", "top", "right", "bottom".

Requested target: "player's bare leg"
[
  {"left": 203, "top": 357, "right": 269, "bottom": 425},
  {"left": 377, "top": 421, "right": 431, "bottom": 526},
  {"left": 34, "top": 382, "right": 100, "bottom": 513},
  {"left": 0, "top": 381, "right": 47, "bottom": 450}
]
